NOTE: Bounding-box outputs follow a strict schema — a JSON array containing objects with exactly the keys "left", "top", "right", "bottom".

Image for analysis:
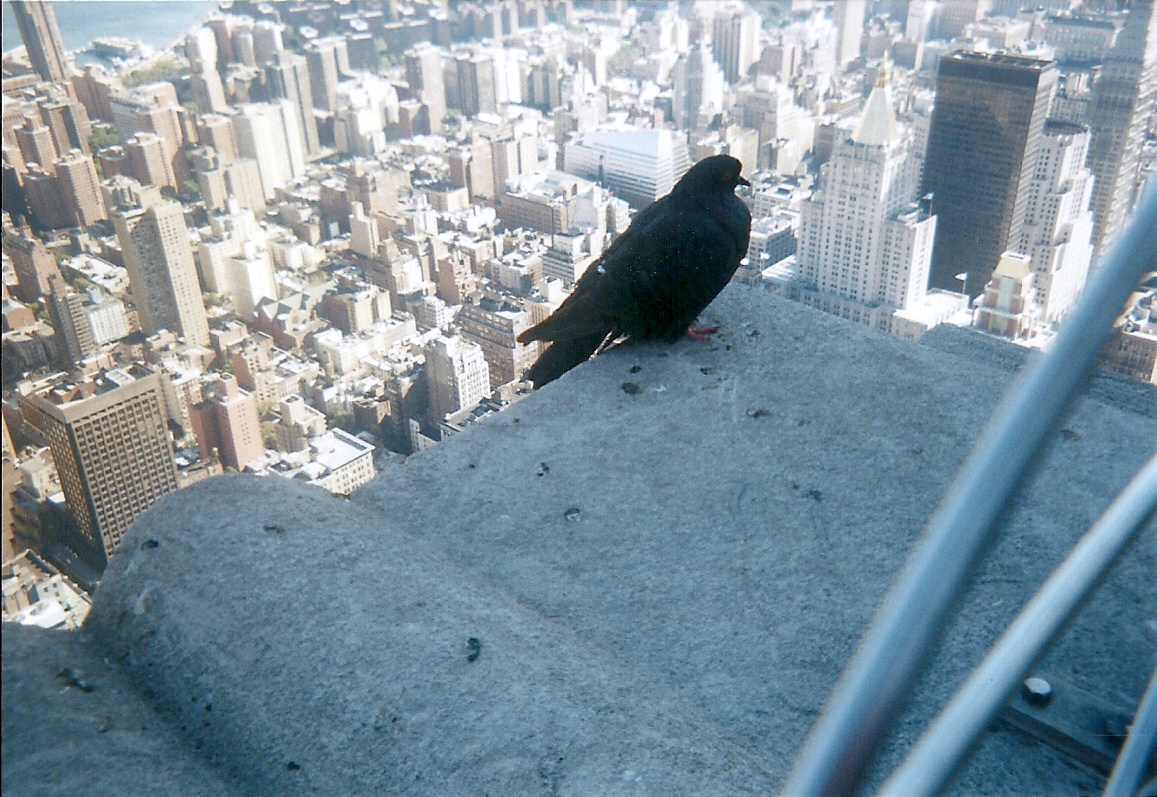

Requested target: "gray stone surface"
[
  {"left": 2, "top": 624, "right": 246, "bottom": 797},
  {"left": 4, "top": 286, "right": 1155, "bottom": 796}
]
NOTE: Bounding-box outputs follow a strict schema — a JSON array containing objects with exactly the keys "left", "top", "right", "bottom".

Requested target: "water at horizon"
[{"left": 2, "top": 1, "right": 216, "bottom": 60}]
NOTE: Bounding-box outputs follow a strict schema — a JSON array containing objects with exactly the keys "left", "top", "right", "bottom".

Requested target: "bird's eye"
[{"left": 721, "top": 171, "right": 734, "bottom": 184}]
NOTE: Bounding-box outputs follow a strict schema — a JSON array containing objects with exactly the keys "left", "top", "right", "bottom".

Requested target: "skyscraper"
[
  {"left": 797, "top": 68, "right": 937, "bottom": 320},
  {"left": 672, "top": 42, "right": 726, "bottom": 133},
  {"left": 922, "top": 51, "right": 1057, "bottom": 297},
  {"left": 305, "top": 37, "right": 348, "bottom": 113},
  {"left": 4, "top": 224, "right": 60, "bottom": 301},
  {"left": 125, "top": 131, "right": 177, "bottom": 190},
  {"left": 564, "top": 126, "right": 692, "bottom": 208},
  {"left": 1086, "top": 0, "right": 1157, "bottom": 255},
  {"left": 46, "top": 274, "right": 96, "bottom": 366},
  {"left": 406, "top": 42, "right": 447, "bottom": 134},
  {"left": 266, "top": 51, "right": 321, "bottom": 157},
  {"left": 23, "top": 368, "right": 177, "bottom": 567},
  {"left": 11, "top": 0, "right": 71, "bottom": 86},
  {"left": 23, "top": 166, "right": 71, "bottom": 229},
  {"left": 15, "top": 119, "right": 59, "bottom": 172},
  {"left": 232, "top": 101, "right": 306, "bottom": 200},
  {"left": 448, "top": 138, "right": 495, "bottom": 202},
  {"left": 1015, "top": 120, "right": 1095, "bottom": 323},
  {"left": 107, "top": 177, "right": 210, "bottom": 346},
  {"left": 711, "top": 5, "right": 761, "bottom": 84},
  {"left": 457, "top": 52, "right": 498, "bottom": 117},
  {"left": 38, "top": 95, "right": 91, "bottom": 155},
  {"left": 53, "top": 149, "right": 106, "bottom": 228},
  {"left": 185, "top": 27, "right": 229, "bottom": 114},
  {"left": 833, "top": 0, "right": 866, "bottom": 69},
  {"left": 425, "top": 334, "right": 491, "bottom": 422},
  {"left": 197, "top": 113, "right": 239, "bottom": 165}
]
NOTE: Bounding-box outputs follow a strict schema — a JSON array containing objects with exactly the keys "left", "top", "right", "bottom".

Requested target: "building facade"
[
  {"left": 922, "top": 52, "right": 1057, "bottom": 297},
  {"left": 22, "top": 369, "right": 178, "bottom": 567},
  {"left": 108, "top": 178, "right": 210, "bottom": 346}
]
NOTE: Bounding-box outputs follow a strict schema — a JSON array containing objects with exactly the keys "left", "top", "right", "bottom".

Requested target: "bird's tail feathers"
[{"left": 526, "top": 332, "right": 608, "bottom": 388}]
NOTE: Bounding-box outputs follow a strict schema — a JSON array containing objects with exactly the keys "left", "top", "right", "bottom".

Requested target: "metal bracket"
[{"left": 999, "top": 673, "right": 1135, "bottom": 774}]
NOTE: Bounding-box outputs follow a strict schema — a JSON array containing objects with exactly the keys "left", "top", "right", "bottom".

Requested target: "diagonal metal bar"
[
  {"left": 881, "top": 455, "right": 1157, "bottom": 796},
  {"left": 1103, "top": 664, "right": 1157, "bottom": 797},
  {"left": 778, "top": 180, "right": 1157, "bottom": 797}
]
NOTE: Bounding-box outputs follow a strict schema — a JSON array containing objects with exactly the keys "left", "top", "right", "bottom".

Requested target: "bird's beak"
[{"left": 738, "top": 176, "right": 751, "bottom": 187}]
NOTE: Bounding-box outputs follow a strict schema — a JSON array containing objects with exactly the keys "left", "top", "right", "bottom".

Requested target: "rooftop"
[{"left": 3, "top": 287, "right": 1154, "bottom": 796}]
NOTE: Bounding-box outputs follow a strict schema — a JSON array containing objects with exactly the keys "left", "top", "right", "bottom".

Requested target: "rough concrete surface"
[{"left": 3, "top": 287, "right": 1155, "bottom": 796}]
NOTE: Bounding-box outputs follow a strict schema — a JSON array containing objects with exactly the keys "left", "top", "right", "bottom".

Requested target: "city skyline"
[{"left": 2, "top": 0, "right": 1155, "bottom": 594}]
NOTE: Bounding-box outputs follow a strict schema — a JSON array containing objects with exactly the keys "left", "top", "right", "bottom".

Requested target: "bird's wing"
[{"left": 521, "top": 205, "right": 737, "bottom": 343}]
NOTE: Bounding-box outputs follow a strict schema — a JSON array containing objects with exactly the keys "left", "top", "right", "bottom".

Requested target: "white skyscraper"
[
  {"left": 226, "top": 241, "right": 277, "bottom": 317},
  {"left": 1016, "top": 120, "right": 1095, "bottom": 323},
  {"left": 798, "top": 69, "right": 936, "bottom": 318},
  {"left": 349, "top": 201, "right": 379, "bottom": 258},
  {"left": 186, "top": 27, "right": 229, "bottom": 113},
  {"left": 425, "top": 334, "right": 491, "bottom": 423},
  {"left": 197, "top": 199, "right": 272, "bottom": 317},
  {"left": 833, "top": 0, "right": 866, "bottom": 68},
  {"left": 1086, "top": 0, "right": 1157, "bottom": 254},
  {"left": 232, "top": 101, "right": 305, "bottom": 200},
  {"left": 711, "top": 4, "right": 761, "bottom": 84}
]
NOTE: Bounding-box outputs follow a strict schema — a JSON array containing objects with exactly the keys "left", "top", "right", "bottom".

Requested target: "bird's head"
[{"left": 676, "top": 155, "right": 750, "bottom": 196}]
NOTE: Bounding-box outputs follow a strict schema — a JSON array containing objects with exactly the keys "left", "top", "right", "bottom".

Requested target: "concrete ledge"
[
  {"left": 4, "top": 287, "right": 1154, "bottom": 795},
  {"left": 2, "top": 623, "right": 245, "bottom": 797},
  {"left": 83, "top": 473, "right": 778, "bottom": 796}
]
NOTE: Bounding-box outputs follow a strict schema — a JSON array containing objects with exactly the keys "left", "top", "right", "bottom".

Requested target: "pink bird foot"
[{"left": 685, "top": 323, "right": 720, "bottom": 342}]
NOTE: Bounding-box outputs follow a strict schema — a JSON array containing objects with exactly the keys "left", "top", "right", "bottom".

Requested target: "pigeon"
[{"left": 517, "top": 154, "right": 751, "bottom": 388}]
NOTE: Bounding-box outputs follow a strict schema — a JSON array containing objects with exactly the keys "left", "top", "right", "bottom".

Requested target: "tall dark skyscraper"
[
  {"left": 1086, "top": 0, "right": 1157, "bottom": 256},
  {"left": 11, "top": 0, "right": 71, "bottom": 85},
  {"left": 922, "top": 51, "right": 1057, "bottom": 297}
]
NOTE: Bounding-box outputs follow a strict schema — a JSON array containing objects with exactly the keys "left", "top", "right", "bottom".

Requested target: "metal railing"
[{"left": 778, "top": 178, "right": 1157, "bottom": 797}]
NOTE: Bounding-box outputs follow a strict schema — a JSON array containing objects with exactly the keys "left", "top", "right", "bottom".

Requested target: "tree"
[
  {"left": 87, "top": 124, "right": 120, "bottom": 152},
  {"left": 179, "top": 179, "right": 202, "bottom": 203},
  {"left": 331, "top": 412, "right": 357, "bottom": 434},
  {"left": 122, "top": 59, "right": 186, "bottom": 88}
]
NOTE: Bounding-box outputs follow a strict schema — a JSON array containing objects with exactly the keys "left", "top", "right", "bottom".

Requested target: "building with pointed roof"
[{"left": 796, "top": 65, "right": 937, "bottom": 329}]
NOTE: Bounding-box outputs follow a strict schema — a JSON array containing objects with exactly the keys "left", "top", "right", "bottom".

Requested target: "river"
[{"left": 2, "top": 1, "right": 216, "bottom": 64}]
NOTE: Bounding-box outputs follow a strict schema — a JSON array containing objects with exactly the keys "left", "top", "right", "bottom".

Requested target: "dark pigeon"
[{"left": 517, "top": 154, "right": 752, "bottom": 388}]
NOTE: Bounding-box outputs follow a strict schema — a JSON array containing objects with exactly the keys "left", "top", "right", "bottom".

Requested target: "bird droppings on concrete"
[
  {"left": 466, "top": 638, "right": 482, "bottom": 663},
  {"left": 262, "top": 524, "right": 285, "bottom": 534},
  {"left": 621, "top": 382, "right": 642, "bottom": 395},
  {"left": 140, "top": 539, "right": 159, "bottom": 551},
  {"left": 56, "top": 668, "right": 94, "bottom": 693},
  {"left": 564, "top": 507, "right": 582, "bottom": 522},
  {"left": 746, "top": 407, "right": 771, "bottom": 418},
  {"left": 629, "top": 365, "right": 642, "bottom": 374}
]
